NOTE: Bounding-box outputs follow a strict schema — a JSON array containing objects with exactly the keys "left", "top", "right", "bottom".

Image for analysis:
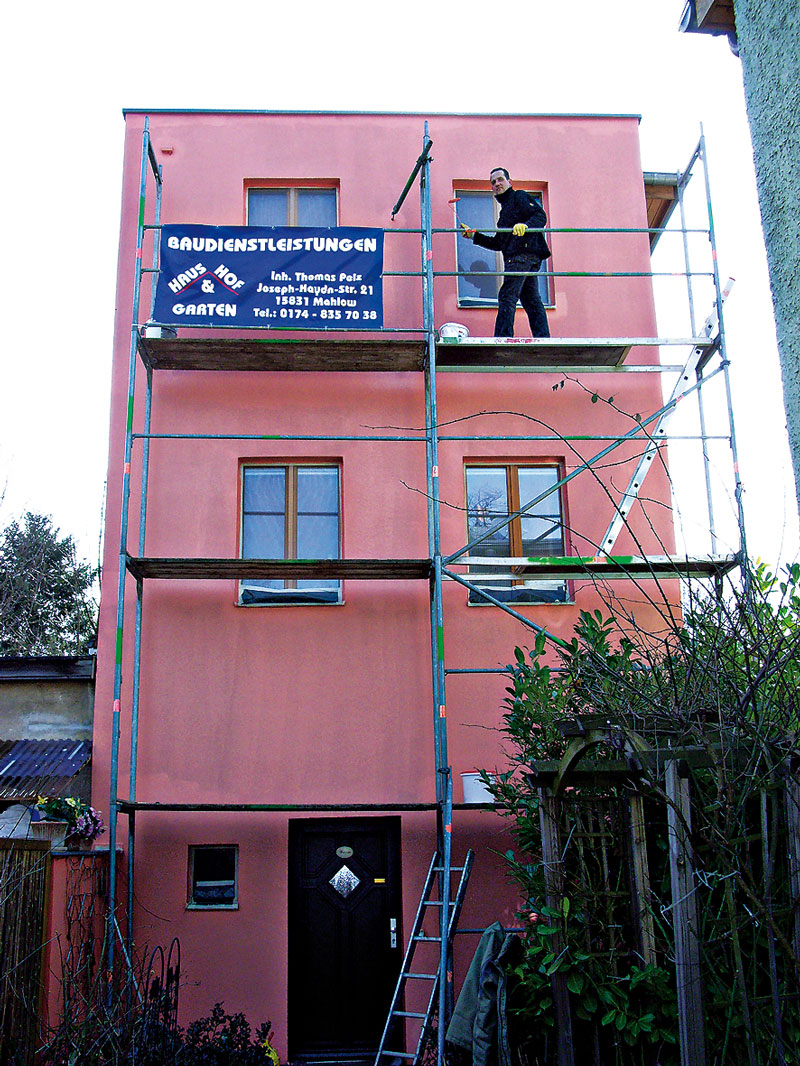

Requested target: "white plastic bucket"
[
  {"left": 439, "top": 322, "right": 469, "bottom": 341},
  {"left": 461, "top": 772, "right": 494, "bottom": 804},
  {"left": 143, "top": 323, "right": 178, "bottom": 339}
]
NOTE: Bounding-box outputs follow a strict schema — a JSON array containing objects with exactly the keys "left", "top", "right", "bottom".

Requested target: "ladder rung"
[
  {"left": 406, "top": 972, "right": 437, "bottom": 980},
  {"left": 433, "top": 865, "right": 466, "bottom": 873},
  {"left": 380, "top": 1053, "right": 415, "bottom": 1060},
  {"left": 393, "top": 1010, "right": 427, "bottom": 1019},
  {"left": 414, "top": 935, "right": 441, "bottom": 942}
]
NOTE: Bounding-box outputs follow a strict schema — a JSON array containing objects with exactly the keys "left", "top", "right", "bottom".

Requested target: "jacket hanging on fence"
[{"left": 445, "top": 921, "right": 522, "bottom": 1066}]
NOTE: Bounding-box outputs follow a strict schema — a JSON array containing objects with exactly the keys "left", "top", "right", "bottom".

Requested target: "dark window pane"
[
  {"left": 243, "top": 468, "right": 286, "bottom": 513},
  {"left": 466, "top": 467, "right": 509, "bottom": 552},
  {"left": 457, "top": 194, "right": 501, "bottom": 303},
  {"left": 242, "top": 514, "right": 284, "bottom": 559},
  {"left": 297, "top": 467, "right": 339, "bottom": 513},
  {"left": 297, "top": 515, "right": 339, "bottom": 559},
  {"left": 248, "top": 189, "right": 287, "bottom": 227},
  {"left": 191, "top": 847, "right": 237, "bottom": 906},
  {"left": 297, "top": 189, "right": 337, "bottom": 227}
]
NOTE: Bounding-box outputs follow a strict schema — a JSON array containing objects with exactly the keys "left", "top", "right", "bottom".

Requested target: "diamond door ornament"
[{"left": 329, "top": 865, "right": 360, "bottom": 898}]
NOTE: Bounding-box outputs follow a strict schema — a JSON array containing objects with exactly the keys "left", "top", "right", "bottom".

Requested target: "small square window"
[
  {"left": 465, "top": 464, "right": 567, "bottom": 605},
  {"left": 455, "top": 189, "right": 553, "bottom": 308},
  {"left": 188, "top": 846, "right": 238, "bottom": 909}
]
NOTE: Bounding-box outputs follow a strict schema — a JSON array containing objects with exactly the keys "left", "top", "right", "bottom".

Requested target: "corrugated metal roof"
[{"left": 0, "top": 739, "right": 92, "bottom": 800}]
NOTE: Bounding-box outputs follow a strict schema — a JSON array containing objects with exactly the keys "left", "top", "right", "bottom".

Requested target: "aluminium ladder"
[{"left": 374, "top": 849, "right": 474, "bottom": 1066}]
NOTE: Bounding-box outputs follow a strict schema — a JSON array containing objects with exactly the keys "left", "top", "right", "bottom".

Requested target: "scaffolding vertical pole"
[
  {"left": 420, "top": 126, "right": 447, "bottom": 798},
  {"left": 107, "top": 117, "right": 153, "bottom": 990},
  {"left": 699, "top": 130, "right": 749, "bottom": 577},
  {"left": 679, "top": 151, "right": 718, "bottom": 552},
  {"left": 127, "top": 373, "right": 156, "bottom": 949},
  {"left": 418, "top": 121, "right": 453, "bottom": 1065}
]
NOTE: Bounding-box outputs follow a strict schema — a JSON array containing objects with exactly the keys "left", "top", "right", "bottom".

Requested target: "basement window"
[{"left": 188, "top": 846, "right": 238, "bottom": 909}]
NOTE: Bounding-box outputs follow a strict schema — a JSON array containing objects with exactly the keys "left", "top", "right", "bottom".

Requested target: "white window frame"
[{"left": 187, "top": 845, "right": 239, "bottom": 910}]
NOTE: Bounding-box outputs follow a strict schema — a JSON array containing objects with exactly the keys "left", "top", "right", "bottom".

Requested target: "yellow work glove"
[
  {"left": 460, "top": 223, "right": 475, "bottom": 240},
  {"left": 512, "top": 223, "right": 527, "bottom": 237}
]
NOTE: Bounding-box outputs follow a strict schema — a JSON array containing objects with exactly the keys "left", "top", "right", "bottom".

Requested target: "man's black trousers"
[{"left": 494, "top": 254, "right": 550, "bottom": 338}]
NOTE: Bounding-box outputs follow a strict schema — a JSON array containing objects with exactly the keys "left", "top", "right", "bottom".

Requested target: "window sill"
[
  {"left": 455, "top": 299, "right": 557, "bottom": 311},
  {"left": 466, "top": 594, "right": 573, "bottom": 608},
  {"left": 186, "top": 902, "right": 239, "bottom": 911},
  {"left": 236, "top": 598, "right": 344, "bottom": 608}
]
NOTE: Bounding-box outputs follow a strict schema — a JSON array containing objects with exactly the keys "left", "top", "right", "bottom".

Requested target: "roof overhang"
[
  {"left": 680, "top": 0, "right": 737, "bottom": 44},
  {"left": 643, "top": 172, "right": 680, "bottom": 251},
  {"left": 0, "top": 655, "right": 96, "bottom": 681}
]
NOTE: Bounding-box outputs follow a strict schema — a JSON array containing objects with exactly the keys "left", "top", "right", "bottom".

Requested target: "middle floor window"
[
  {"left": 465, "top": 463, "right": 567, "bottom": 604},
  {"left": 240, "top": 463, "right": 341, "bottom": 605}
]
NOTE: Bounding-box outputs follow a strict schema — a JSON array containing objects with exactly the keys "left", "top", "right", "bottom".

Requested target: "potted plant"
[{"left": 32, "top": 796, "right": 106, "bottom": 849}]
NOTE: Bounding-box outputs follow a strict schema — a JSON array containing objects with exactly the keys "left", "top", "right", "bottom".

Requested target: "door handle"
[{"left": 390, "top": 917, "right": 397, "bottom": 949}]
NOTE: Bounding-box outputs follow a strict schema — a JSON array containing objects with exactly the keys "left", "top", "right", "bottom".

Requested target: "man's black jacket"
[{"left": 472, "top": 186, "right": 551, "bottom": 261}]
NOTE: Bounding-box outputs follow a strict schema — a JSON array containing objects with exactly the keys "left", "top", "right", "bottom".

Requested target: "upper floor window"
[
  {"left": 247, "top": 187, "right": 337, "bottom": 228},
  {"left": 240, "top": 463, "right": 341, "bottom": 606},
  {"left": 465, "top": 463, "right": 567, "bottom": 605},
  {"left": 455, "top": 189, "right": 553, "bottom": 308}
]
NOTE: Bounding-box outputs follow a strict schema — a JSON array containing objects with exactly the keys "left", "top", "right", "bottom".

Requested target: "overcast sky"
[{"left": 1, "top": 0, "right": 796, "bottom": 573}]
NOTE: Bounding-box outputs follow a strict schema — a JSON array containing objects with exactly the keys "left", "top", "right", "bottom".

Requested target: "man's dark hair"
[{"left": 490, "top": 167, "right": 510, "bottom": 180}]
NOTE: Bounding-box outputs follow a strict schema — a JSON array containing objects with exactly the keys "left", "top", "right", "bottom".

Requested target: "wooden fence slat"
[
  {"left": 538, "top": 788, "right": 576, "bottom": 1066},
  {"left": 0, "top": 839, "right": 50, "bottom": 1066},
  {"left": 665, "top": 760, "right": 706, "bottom": 1066}
]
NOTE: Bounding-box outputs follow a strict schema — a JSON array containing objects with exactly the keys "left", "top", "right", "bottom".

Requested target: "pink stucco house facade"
[{"left": 93, "top": 110, "right": 694, "bottom": 1060}]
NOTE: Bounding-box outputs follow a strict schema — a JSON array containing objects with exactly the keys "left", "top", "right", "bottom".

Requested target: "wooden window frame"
[
  {"left": 244, "top": 182, "right": 339, "bottom": 227},
  {"left": 239, "top": 461, "right": 342, "bottom": 606},
  {"left": 465, "top": 461, "right": 569, "bottom": 605}
]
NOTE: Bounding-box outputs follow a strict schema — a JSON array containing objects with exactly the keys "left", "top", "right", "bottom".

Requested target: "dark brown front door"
[{"left": 288, "top": 817, "right": 402, "bottom": 1061}]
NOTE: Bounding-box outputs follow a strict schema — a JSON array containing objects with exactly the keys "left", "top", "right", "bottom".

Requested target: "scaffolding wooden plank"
[
  {"left": 450, "top": 554, "right": 738, "bottom": 580},
  {"left": 138, "top": 335, "right": 427, "bottom": 372},
  {"left": 137, "top": 334, "right": 713, "bottom": 373},
  {"left": 436, "top": 337, "right": 713, "bottom": 370},
  {"left": 125, "top": 555, "right": 431, "bottom": 580}
]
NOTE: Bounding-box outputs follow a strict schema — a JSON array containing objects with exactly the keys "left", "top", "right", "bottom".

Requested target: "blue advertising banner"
[{"left": 153, "top": 225, "right": 384, "bottom": 329}]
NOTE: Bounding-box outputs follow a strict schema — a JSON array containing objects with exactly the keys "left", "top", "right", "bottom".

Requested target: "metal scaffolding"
[{"left": 105, "top": 117, "right": 746, "bottom": 1061}]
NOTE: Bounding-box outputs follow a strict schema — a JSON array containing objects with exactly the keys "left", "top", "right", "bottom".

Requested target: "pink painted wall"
[{"left": 93, "top": 111, "right": 678, "bottom": 1050}]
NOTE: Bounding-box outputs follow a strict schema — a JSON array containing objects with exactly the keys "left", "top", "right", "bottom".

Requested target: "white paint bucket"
[
  {"left": 461, "top": 772, "right": 494, "bottom": 804},
  {"left": 439, "top": 322, "right": 469, "bottom": 340}
]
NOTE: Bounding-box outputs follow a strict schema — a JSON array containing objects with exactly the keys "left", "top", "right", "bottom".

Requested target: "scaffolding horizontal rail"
[{"left": 117, "top": 800, "right": 504, "bottom": 813}]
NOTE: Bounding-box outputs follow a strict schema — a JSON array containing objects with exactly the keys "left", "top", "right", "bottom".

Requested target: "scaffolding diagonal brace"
[{"left": 599, "top": 279, "right": 734, "bottom": 555}]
